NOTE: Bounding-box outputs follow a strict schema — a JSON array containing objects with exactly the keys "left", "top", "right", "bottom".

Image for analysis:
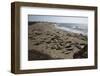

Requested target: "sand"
[{"left": 28, "top": 22, "right": 88, "bottom": 60}]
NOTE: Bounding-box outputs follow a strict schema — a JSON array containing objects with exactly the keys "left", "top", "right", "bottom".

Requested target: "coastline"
[{"left": 28, "top": 22, "right": 88, "bottom": 60}]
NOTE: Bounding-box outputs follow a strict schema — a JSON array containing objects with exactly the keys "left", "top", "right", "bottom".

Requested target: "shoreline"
[{"left": 28, "top": 22, "right": 88, "bottom": 60}]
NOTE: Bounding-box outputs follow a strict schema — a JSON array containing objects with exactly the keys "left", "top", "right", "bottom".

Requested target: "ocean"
[{"left": 55, "top": 23, "right": 88, "bottom": 35}]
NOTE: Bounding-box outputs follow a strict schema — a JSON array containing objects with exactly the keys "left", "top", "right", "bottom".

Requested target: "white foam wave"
[{"left": 55, "top": 24, "right": 87, "bottom": 35}]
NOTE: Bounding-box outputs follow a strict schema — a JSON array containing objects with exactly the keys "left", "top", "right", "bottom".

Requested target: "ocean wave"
[{"left": 54, "top": 24, "right": 87, "bottom": 35}]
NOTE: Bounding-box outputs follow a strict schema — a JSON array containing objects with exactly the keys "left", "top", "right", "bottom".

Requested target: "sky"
[{"left": 28, "top": 15, "right": 88, "bottom": 25}]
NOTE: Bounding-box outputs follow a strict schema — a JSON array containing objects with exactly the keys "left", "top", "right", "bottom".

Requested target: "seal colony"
[{"left": 28, "top": 22, "right": 88, "bottom": 60}]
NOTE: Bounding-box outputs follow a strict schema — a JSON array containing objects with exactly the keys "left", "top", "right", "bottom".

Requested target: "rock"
[{"left": 73, "top": 45, "right": 88, "bottom": 58}]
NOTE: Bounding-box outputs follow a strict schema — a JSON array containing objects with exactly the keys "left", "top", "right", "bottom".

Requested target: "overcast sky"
[{"left": 28, "top": 15, "right": 88, "bottom": 24}]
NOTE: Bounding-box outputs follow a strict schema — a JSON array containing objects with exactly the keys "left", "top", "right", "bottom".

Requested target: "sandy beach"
[{"left": 28, "top": 22, "right": 88, "bottom": 60}]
